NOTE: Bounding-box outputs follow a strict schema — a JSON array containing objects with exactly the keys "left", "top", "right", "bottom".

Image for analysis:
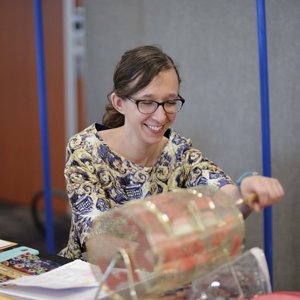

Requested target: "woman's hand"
[
  {"left": 220, "top": 175, "right": 285, "bottom": 218},
  {"left": 240, "top": 175, "right": 285, "bottom": 212}
]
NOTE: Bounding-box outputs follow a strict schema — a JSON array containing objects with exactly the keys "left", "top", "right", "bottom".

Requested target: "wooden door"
[{"left": 0, "top": 0, "right": 67, "bottom": 214}]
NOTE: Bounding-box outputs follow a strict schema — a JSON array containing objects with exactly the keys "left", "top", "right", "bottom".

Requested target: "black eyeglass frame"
[{"left": 126, "top": 95, "right": 185, "bottom": 114}]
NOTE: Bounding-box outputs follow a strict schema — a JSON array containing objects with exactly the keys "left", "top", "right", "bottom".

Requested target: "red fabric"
[{"left": 252, "top": 292, "right": 300, "bottom": 300}]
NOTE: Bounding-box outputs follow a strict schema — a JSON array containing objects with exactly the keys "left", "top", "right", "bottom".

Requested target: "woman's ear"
[{"left": 111, "top": 92, "right": 125, "bottom": 114}]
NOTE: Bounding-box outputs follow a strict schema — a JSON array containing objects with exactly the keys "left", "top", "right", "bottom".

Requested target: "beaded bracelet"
[{"left": 236, "top": 171, "right": 259, "bottom": 192}]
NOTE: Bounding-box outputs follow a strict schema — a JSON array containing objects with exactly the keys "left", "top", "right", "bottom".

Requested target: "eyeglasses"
[{"left": 126, "top": 96, "right": 185, "bottom": 114}]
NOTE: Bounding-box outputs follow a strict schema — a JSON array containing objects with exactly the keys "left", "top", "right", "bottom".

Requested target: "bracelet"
[{"left": 236, "top": 171, "right": 259, "bottom": 192}]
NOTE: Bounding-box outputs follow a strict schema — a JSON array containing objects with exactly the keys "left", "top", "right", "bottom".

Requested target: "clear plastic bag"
[{"left": 189, "top": 247, "right": 271, "bottom": 300}]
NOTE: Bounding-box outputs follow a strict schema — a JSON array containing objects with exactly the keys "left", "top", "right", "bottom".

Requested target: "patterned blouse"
[{"left": 59, "top": 123, "right": 233, "bottom": 259}]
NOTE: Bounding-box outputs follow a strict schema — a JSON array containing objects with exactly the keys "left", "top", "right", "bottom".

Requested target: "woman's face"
[{"left": 123, "top": 68, "right": 180, "bottom": 146}]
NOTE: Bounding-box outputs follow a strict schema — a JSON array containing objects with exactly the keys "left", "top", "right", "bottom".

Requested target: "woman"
[{"left": 59, "top": 45, "right": 284, "bottom": 260}]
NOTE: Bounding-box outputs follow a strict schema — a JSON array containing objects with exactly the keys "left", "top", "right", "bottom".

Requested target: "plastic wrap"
[{"left": 189, "top": 247, "right": 271, "bottom": 300}]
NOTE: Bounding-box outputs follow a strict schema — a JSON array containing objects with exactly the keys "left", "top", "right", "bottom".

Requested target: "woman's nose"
[{"left": 152, "top": 105, "right": 168, "bottom": 121}]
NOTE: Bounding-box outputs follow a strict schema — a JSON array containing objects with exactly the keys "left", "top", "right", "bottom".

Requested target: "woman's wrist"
[{"left": 236, "top": 171, "right": 259, "bottom": 193}]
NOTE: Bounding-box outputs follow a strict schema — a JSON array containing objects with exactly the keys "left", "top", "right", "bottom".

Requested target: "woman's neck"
[{"left": 99, "top": 127, "right": 167, "bottom": 167}]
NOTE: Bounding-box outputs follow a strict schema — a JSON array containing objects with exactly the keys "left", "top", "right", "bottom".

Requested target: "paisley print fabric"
[{"left": 59, "top": 123, "right": 233, "bottom": 259}]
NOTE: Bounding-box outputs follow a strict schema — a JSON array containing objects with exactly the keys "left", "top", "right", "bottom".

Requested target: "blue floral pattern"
[{"left": 59, "top": 124, "right": 233, "bottom": 259}]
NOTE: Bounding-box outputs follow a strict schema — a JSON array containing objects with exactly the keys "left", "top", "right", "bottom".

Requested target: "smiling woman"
[
  {"left": 58, "top": 45, "right": 284, "bottom": 261},
  {"left": 109, "top": 68, "right": 180, "bottom": 148}
]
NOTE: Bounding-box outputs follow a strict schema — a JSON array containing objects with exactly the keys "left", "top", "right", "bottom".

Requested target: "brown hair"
[{"left": 102, "top": 45, "right": 181, "bottom": 128}]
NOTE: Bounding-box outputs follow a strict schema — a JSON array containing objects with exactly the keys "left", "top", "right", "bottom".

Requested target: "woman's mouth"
[{"left": 145, "top": 124, "right": 164, "bottom": 132}]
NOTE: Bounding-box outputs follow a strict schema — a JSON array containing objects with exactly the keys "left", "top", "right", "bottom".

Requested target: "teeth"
[{"left": 147, "top": 125, "right": 163, "bottom": 131}]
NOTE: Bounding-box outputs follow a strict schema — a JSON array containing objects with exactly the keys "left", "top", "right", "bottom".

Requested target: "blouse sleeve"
[
  {"left": 183, "top": 147, "right": 234, "bottom": 189},
  {"left": 60, "top": 141, "right": 115, "bottom": 259}
]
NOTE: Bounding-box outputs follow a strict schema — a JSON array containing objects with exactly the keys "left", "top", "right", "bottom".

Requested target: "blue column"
[
  {"left": 256, "top": 0, "right": 273, "bottom": 285},
  {"left": 33, "top": 0, "right": 55, "bottom": 253}
]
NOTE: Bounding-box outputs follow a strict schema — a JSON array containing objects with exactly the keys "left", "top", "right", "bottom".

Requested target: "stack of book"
[{"left": 0, "top": 239, "right": 59, "bottom": 283}]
